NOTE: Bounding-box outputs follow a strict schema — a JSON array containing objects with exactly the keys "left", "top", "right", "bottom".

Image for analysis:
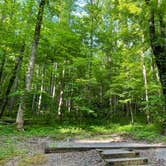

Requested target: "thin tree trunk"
[
  {"left": 50, "top": 63, "right": 57, "bottom": 113},
  {"left": 87, "top": 0, "right": 94, "bottom": 105},
  {"left": 0, "top": 54, "right": 6, "bottom": 86},
  {"left": 67, "top": 99, "right": 71, "bottom": 112},
  {"left": 31, "top": 65, "right": 39, "bottom": 113},
  {"left": 16, "top": 101, "right": 24, "bottom": 129},
  {"left": 8, "top": 73, "right": 19, "bottom": 114},
  {"left": 51, "top": 63, "right": 57, "bottom": 98},
  {"left": 37, "top": 64, "right": 45, "bottom": 112},
  {"left": 16, "top": 0, "right": 46, "bottom": 130},
  {"left": 141, "top": 37, "right": 150, "bottom": 123},
  {"left": 58, "top": 89, "right": 63, "bottom": 116},
  {"left": 67, "top": 65, "right": 72, "bottom": 113},
  {"left": 151, "top": 57, "right": 162, "bottom": 97},
  {"left": 0, "top": 45, "right": 24, "bottom": 118},
  {"left": 58, "top": 68, "right": 65, "bottom": 118},
  {"left": 129, "top": 101, "right": 134, "bottom": 124},
  {"left": 31, "top": 91, "right": 36, "bottom": 113},
  {"left": 143, "top": 63, "right": 150, "bottom": 123}
]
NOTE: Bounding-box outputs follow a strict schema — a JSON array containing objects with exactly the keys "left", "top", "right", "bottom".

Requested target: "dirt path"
[{"left": 3, "top": 135, "right": 166, "bottom": 166}]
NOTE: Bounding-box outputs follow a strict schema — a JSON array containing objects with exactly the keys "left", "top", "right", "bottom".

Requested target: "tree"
[
  {"left": 145, "top": 0, "right": 166, "bottom": 104},
  {"left": 16, "top": 0, "right": 46, "bottom": 130},
  {"left": 0, "top": 0, "right": 164, "bottom": 127}
]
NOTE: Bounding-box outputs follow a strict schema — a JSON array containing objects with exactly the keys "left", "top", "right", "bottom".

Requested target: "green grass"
[
  {"left": 0, "top": 122, "right": 165, "bottom": 162},
  {"left": 0, "top": 136, "right": 27, "bottom": 164},
  {"left": 0, "top": 122, "right": 164, "bottom": 141}
]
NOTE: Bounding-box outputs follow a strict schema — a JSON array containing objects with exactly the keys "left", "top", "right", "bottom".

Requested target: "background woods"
[{"left": 0, "top": 0, "right": 166, "bottom": 129}]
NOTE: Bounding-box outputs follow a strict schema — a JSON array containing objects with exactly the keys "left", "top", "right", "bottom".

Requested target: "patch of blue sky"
[{"left": 72, "top": 0, "right": 88, "bottom": 17}]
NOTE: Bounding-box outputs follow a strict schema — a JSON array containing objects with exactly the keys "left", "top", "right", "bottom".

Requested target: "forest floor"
[{"left": 1, "top": 123, "right": 166, "bottom": 166}]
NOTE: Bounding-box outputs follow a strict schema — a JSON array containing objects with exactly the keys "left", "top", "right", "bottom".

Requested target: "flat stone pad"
[
  {"left": 45, "top": 143, "right": 166, "bottom": 153},
  {"left": 100, "top": 149, "right": 133, "bottom": 154},
  {"left": 105, "top": 157, "right": 148, "bottom": 165},
  {"left": 101, "top": 149, "right": 137, "bottom": 155}
]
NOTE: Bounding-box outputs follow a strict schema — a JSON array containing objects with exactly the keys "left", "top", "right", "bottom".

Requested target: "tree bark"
[
  {"left": 26, "top": 0, "right": 46, "bottom": 90},
  {"left": 87, "top": 0, "right": 94, "bottom": 105},
  {"left": 58, "top": 68, "right": 65, "bottom": 118},
  {"left": 0, "top": 54, "right": 5, "bottom": 85},
  {"left": 31, "top": 65, "right": 39, "bottom": 113},
  {"left": 141, "top": 37, "right": 150, "bottom": 123},
  {"left": 16, "top": 0, "right": 46, "bottom": 130},
  {"left": 8, "top": 75, "right": 19, "bottom": 114},
  {"left": 0, "top": 45, "right": 24, "bottom": 118},
  {"left": 49, "top": 63, "right": 58, "bottom": 113},
  {"left": 37, "top": 64, "right": 45, "bottom": 112},
  {"left": 129, "top": 101, "right": 134, "bottom": 124},
  {"left": 145, "top": 0, "right": 166, "bottom": 104},
  {"left": 51, "top": 63, "right": 57, "bottom": 99}
]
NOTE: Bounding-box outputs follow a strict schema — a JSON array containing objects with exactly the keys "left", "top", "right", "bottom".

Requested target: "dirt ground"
[{"left": 3, "top": 136, "right": 166, "bottom": 166}]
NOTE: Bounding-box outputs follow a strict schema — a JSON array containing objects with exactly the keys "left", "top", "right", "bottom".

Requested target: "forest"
[{"left": 0, "top": 0, "right": 166, "bottom": 165}]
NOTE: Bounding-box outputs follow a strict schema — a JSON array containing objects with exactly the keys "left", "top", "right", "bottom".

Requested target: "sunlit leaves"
[{"left": 118, "top": 2, "right": 141, "bottom": 15}]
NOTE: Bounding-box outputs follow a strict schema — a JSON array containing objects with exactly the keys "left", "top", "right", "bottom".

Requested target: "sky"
[{"left": 73, "top": 0, "right": 88, "bottom": 17}]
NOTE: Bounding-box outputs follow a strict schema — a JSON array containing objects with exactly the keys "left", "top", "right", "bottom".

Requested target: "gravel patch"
[
  {"left": 4, "top": 138, "right": 105, "bottom": 166},
  {"left": 3, "top": 137, "right": 166, "bottom": 166},
  {"left": 44, "top": 150, "right": 105, "bottom": 166},
  {"left": 138, "top": 148, "right": 166, "bottom": 166},
  {"left": 4, "top": 150, "right": 105, "bottom": 166}
]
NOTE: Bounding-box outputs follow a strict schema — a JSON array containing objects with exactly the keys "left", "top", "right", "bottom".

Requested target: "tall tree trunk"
[
  {"left": 37, "top": 64, "right": 45, "bottom": 112},
  {"left": 16, "top": 0, "right": 46, "bottom": 130},
  {"left": 0, "top": 45, "right": 24, "bottom": 118},
  {"left": 58, "top": 89, "right": 63, "bottom": 116},
  {"left": 67, "top": 64, "right": 72, "bottom": 113},
  {"left": 145, "top": 0, "right": 166, "bottom": 104},
  {"left": 129, "top": 101, "right": 134, "bottom": 124},
  {"left": 58, "top": 68, "right": 65, "bottom": 118},
  {"left": 141, "top": 38, "right": 150, "bottom": 123},
  {"left": 49, "top": 63, "right": 58, "bottom": 113},
  {"left": 25, "top": 0, "right": 46, "bottom": 90},
  {"left": 0, "top": 54, "right": 5, "bottom": 86},
  {"left": 8, "top": 71, "right": 19, "bottom": 115},
  {"left": 51, "top": 63, "right": 57, "bottom": 99},
  {"left": 31, "top": 65, "right": 39, "bottom": 113},
  {"left": 151, "top": 57, "right": 162, "bottom": 97},
  {"left": 87, "top": 0, "right": 94, "bottom": 105}
]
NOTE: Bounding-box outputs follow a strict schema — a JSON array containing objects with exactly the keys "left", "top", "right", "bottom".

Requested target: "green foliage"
[{"left": 0, "top": 0, "right": 165, "bottom": 143}]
